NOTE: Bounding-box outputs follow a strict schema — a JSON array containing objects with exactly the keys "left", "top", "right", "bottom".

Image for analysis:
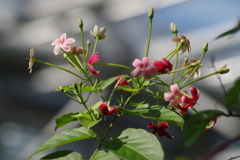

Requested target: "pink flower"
[
  {"left": 164, "top": 84, "right": 188, "bottom": 107},
  {"left": 172, "top": 34, "right": 191, "bottom": 55},
  {"left": 99, "top": 102, "right": 118, "bottom": 115},
  {"left": 51, "top": 33, "right": 75, "bottom": 55},
  {"left": 117, "top": 75, "right": 130, "bottom": 86},
  {"left": 88, "top": 52, "right": 100, "bottom": 75},
  {"left": 152, "top": 58, "right": 172, "bottom": 74},
  {"left": 147, "top": 121, "right": 174, "bottom": 139},
  {"left": 131, "top": 57, "right": 158, "bottom": 80},
  {"left": 181, "top": 87, "right": 200, "bottom": 108}
]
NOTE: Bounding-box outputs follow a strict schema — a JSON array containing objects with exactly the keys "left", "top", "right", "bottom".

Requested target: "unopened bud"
[
  {"left": 73, "top": 82, "right": 78, "bottom": 90},
  {"left": 87, "top": 40, "right": 91, "bottom": 46},
  {"left": 203, "top": 43, "right": 208, "bottom": 52},
  {"left": 148, "top": 7, "right": 154, "bottom": 18},
  {"left": 170, "top": 23, "right": 177, "bottom": 33},
  {"left": 78, "top": 18, "right": 83, "bottom": 27},
  {"left": 219, "top": 65, "right": 230, "bottom": 74}
]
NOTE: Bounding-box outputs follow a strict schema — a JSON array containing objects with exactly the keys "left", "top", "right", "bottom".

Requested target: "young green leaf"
[
  {"left": 225, "top": 77, "right": 240, "bottom": 107},
  {"left": 104, "top": 128, "right": 164, "bottom": 160},
  {"left": 40, "top": 150, "right": 84, "bottom": 160},
  {"left": 54, "top": 113, "right": 78, "bottom": 131},
  {"left": 97, "top": 76, "right": 118, "bottom": 90},
  {"left": 132, "top": 76, "right": 149, "bottom": 89},
  {"left": 92, "top": 151, "right": 120, "bottom": 160},
  {"left": 78, "top": 110, "right": 102, "bottom": 129},
  {"left": 184, "top": 110, "right": 225, "bottom": 146},
  {"left": 118, "top": 86, "right": 140, "bottom": 92},
  {"left": 28, "top": 127, "right": 96, "bottom": 160},
  {"left": 117, "top": 104, "right": 184, "bottom": 128}
]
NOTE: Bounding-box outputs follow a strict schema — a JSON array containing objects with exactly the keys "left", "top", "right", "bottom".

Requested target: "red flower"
[
  {"left": 182, "top": 87, "right": 200, "bottom": 108},
  {"left": 88, "top": 52, "right": 100, "bottom": 75},
  {"left": 99, "top": 102, "right": 117, "bottom": 115},
  {"left": 152, "top": 58, "right": 172, "bottom": 74},
  {"left": 206, "top": 119, "right": 217, "bottom": 130},
  {"left": 147, "top": 121, "right": 174, "bottom": 139},
  {"left": 117, "top": 75, "right": 129, "bottom": 86}
]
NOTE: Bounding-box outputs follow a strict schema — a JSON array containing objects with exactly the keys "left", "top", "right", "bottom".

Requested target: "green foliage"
[
  {"left": 133, "top": 76, "right": 150, "bottom": 89},
  {"left": 184, "top": 110, "right": 225, "bottom": 146},
  {"left": 174, "top": 155, "right": 195, "bottom": 160},
  {"left": 103, "top": 128, "right": 164, "bottom": 160},
  {"left": 40, "top": 150, "right": 84, "bottom": 160},
  {"left": 78, "top": 109, "right": 102, "bottom": 129},
  {"left": 28, "top": 127, "right": 96, "bottom": 159},
  {"left": 55, "top": 85, "right": 97, "bottom": 93},
  {"left": 118, "top": 85, "right": 140, "bottom": 92},
  {"left": 54, "top": 113, "right": 78, "bottom": 131},
  {"left": 118, "top": 104, "right": 184, "bottom": 128},
  {"left": 92, "top": 151, "right": 120, "bottom": 160},
  {"left": 225, "top": 77, "right": 240, "bottom": 107},
  {"left": 215, "top": 19, "right": 240, "bottom": 40},
  {"left": 97, "top": 76, "right": 118, "bottom": 90}
]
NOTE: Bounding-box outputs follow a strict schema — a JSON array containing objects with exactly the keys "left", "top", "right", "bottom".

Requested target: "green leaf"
[
  {"left": 97, "top": 76, "right": 118, "bottom": 90},
  {"left": 89, "top": 101, "right": 102, "bottom": 110},
  {"left": 128, "top": 101, "right": 145, "bottom": 107},
  {"left": 28, "top": 127, "right": 96, "bottom": 160},
  {"left": 225, "top": 77, "right": 240, "bottom": 107},
  {"left": 54, "top": 113, "right": 79, "bottom": 131},
  {"left": 92, "top": 151, "right": 120, "bottom": 160},
  {"left": 55, "top": 85, "right": 97, "bottom": 92},
  {"left": 117, "top": 104, "right": 184, "bottom": 128},
  {"left": 40, "top": 150, "right": 84, "bottom": 160},
  {"left": 118, "top": 86, "right": 140, "bottom": 92},
  {"left": 184, "top": 110, "right": 225, "bottom": 146},
  {"left": 104, "top": 128, "right": 164, "bottom": 160},
  {"left": 132, "top": 76, "right": 149, "bottom": 89},
  {"left": 78, "top": 109, "right": 102, "bottom": 129}
]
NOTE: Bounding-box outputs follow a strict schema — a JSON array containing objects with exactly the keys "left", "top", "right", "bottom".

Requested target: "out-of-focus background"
[{"left": 1, "top": 0, "right": 240, "bottom": 160}]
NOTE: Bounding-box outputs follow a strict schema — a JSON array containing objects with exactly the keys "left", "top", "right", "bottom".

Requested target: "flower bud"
[
  {"left": 219, "top": 64, "right": 230, "bottom": 74},
  {"left": 87, "top": 40, "right": 91, "bottom": 46},
  {"left": 148, "top": 7, "right": 154, "bottom": 18},
  {"left": 170, "top": 23, "right": 177, "bottom": 33},
  {"left": 203, "top": 43, "right": 208, "bottom": 52},
  {"left": 78, "top": 18, "right": 83, "bottom": 27}
]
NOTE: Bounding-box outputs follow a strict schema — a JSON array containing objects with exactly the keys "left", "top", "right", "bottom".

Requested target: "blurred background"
[{"left": 1, "top": 0, "right": 240, "bottom": 160}]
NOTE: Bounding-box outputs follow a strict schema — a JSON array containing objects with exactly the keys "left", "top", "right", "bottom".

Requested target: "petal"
[
  {"left": 190, "top": 87, "right": 200, "bottom": 100},
  {"left": 142, "top": 71, "right": 152, "bottom": 80},
  {"left": 51, "top": 39, "right": 61, "bottom": 45},
  {"left": 161, "top": 130, "right": 174, "bottom": 139},
  {"left": 88, "top": 65, "right": 99, "bottom": 75},
  {"left": 131, "top": 67, "right": 142, "bottom": 78},
  {"left": 164, "top": 93, "right": 175, "bottom": 101},
  {"left": 88, "top": 52, "right": 100, "bottom": 65},
  {"left": 171, "top": 37, "right": 181, "bottom": 42},
  {"left": 142, "top": 57, "right": 150, "bottom": 67},
  {"left": 60, "top": 33, "right": 67, "bottom": 41},
  {"left": 145, "top": 66, "right": 158, "bottom": 75},
  {"left": 53, "top": 43, "right": 61, "bottom": 55},
  {"left": 158, "top": 121, "right": 169, "bottom": 129},
  {"left": 65, "top": 38, "right": 75, "bottom": 44},
  {"left": 181, "top": 95, "right": 190, "bottom": 104},
  {"left": 61, "top": 44, "right": 71, "bottom": 52},
  {"left": 170, "top": 84, "right": 180, "bottom": 95},
  {"left": 147, "top": 121, "right": 157, "bottom": 129},
  {"left": 168, "top": 99, "right": 178, "bottom": 107},
  {"left": 99, "top": 102, "right": 109, "bottom": 115},
  {"left": 132, "top": 59, "right": 143, "bottom": 67},
  {"left": 107, "top": 107, "right": 117, "bottom": 115},
  {"left": 93, "top": 25, "right": 99, "bottom": 35}
]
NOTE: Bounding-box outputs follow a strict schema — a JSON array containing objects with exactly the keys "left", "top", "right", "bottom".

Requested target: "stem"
[
  {"left": 79, "top": 26, "right": 86, "bottom": 67},
  {"left": 191, "top": 107, "right": 199, "bottom": 113},
  {"left": 93, "top": 36, "right": 99, "bottom": 53},
  {"left": 171, "top": 50, "right": 179, "bottom": 84},
  {"left": 145, "top": 17, "right": 153, "bottom": 57},
  {"left": 95, "top": 63, "right": 133, "bottom": 71},
  {"left": 33, "top": 59, "right": 85, "bottom": 80},
  {"left": 180, "top": 71, "right": 219, "bottom": 89}
]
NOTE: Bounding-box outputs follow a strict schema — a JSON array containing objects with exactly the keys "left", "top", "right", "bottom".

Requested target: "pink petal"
[
  {"left": 88, "top": 65, "right": 99, "bottom": 75},
  {"left": 51, "top": 39, "right": 60, "bottom": 45},
  {"left": 88, "top": 52, "right": 100, "bottom": 65},
  {"left": 60, "top": 33, "right": 67, "bottom": 41},
  {"left": 99, "top": 102, "right": 108, "bottom": 115},
  {"left": 164, "top": 93, "right": 175, "bottom": 101},
  {"left": 169, "top": 99, "right": 178, "bottom": 107},
  {"left": 142, "top": 71, "right": 152, "bottom": 80},
  {"left": 107, "top": 107, "right": 117, "bottom": 115},
  {"left": 145, "top": 66, "right": 157, "bottom": 75},
  {"left": 170, "top": 84, "right": 180, "bottom": 95},
  {"left": 142, "top": 57, "right": 150, "bottom": 67},
  {"left": 132, "top": 59, "right": 143, "bottom": 67},
  {"left": 53, "top": 43, "right": 61, "bottom": 55},
  {"left": 65, "top": 38, "right": 75, "bottom": 44},
  {"left": 61, "top": 44, "right": 71, "bottom": 52},
  {"left": 190, "top": 87, "right": 199, "bottom": 100},
  {"left": 131, "top": 67, "right": 142, "bottom": 78}
]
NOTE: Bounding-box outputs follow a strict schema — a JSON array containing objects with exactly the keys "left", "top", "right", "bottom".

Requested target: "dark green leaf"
[
  {"left": 225, "top": 77, "right": 240, "bottom": 107},
  {"left": 118, "top": 86, "right": 140, "bottom": 92},
  {"left": 54, "top": 113, "right": 78, "bottom": 131},
  {"left": 97, "top": 76, "right": 118, "bottom": 90},
  {"left": 92, "top": 151, "right": 120, "bottom": 160},
  {"left": 146, "top": 87, "right": 154, "bottom": 97},
  {"left": 184, "top": 110, "right": 225, "bottom": 146},
  {"left": 104, "top": 128, "right": 164, "bottom": 160},
  {"left": 78, "top": 109, "right": 101, "bottom": 129},
  {"left": 174, "top": 155, "right": 195, "bottom": 160},
  {"left": 40, "top": 150, "right": 84, "bottom": 160},
  {"left": 28, "top": 127, "right": 96, "bottom": 159},
  {"left": 117, "top": 104, "right": 184, "bottom": 128}
]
